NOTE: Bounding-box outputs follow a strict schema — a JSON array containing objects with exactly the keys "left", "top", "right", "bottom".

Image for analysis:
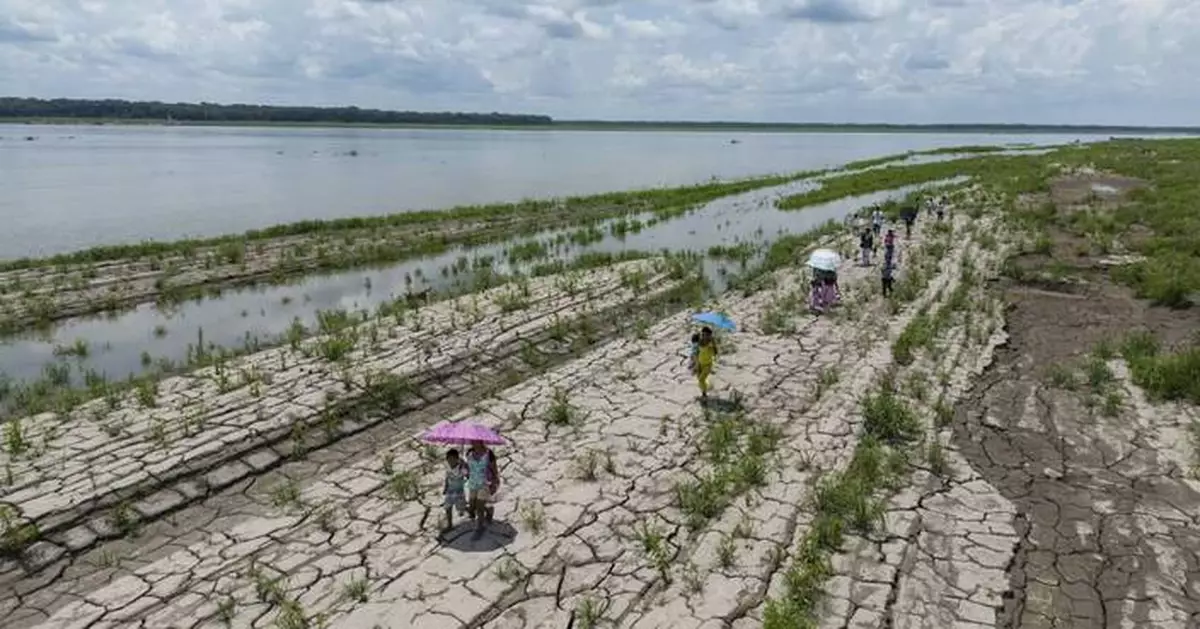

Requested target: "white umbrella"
[{"left": 807, "top": 248, "right": 841, "bottom": 272}]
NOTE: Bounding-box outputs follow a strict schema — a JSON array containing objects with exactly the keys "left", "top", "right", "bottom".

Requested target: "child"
[
  {"left": 465, "top": 441, "right": 500, "bottom": 533},
  {"left": 687, "top": 333, "right": 700, "bottom": 374},
  {"left": 871, "top": 207, "right": 884, "bottom": 242},
  {"left": 881, "top": 258, "right": 897, "bottom": 297},
  {"left": 696, "top": 326, "right": 718, "bottom": 400},
  {"left": 442, "top": 449, "right": 468, "bottom": 531}
]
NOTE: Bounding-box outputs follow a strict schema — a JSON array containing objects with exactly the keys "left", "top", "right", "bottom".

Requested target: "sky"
[{"left": 0, "top": 0, "right": 1196, "bottom": 125}]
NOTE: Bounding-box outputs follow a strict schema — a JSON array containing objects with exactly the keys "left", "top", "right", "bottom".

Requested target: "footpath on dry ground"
[
  {"left": 1, "top": 205, "right": 964, "bottom": 629},
  {"left": 811, "top": 172, "right": 1200, "bottom": 629}
]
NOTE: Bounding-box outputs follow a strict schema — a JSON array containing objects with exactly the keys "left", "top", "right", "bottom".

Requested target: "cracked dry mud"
[
  {"left": 0, "top": 211, "right": 957, "bottom": 629},
  {"left": 0, "top": 260, "right": 690, "bottom": 566},
  {"left": 951, "top": 289, "right": 1200, "bottom": 629},
  {"left": 812, "top": 205, "right": 1200, "bottom": 626},
  {"left": 7, "top": 196, "right": 1197, "bottom": 629},
  {"left": 815, "top": 217, "right": 1017, "bottom": 629}
]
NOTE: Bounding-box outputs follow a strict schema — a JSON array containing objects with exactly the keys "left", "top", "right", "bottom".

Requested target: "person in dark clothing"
[
  {"left": 859, "top": 228, "right": 874, "bottom": 266},
  {"left": 881, "top": 258, "right": 896, "bottom": 297},
  {"left": 901, "top": 208, "right": 916, "bottom": 239}
]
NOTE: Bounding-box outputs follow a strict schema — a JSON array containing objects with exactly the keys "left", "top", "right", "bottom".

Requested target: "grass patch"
[
  {"left": 674, "top": 406, "right": 780, "bottom": 529},
  {"left": 0, "top": 505, "right": 39, "bottom": 557},
  {"left": 1119, "top": 331, "right": 1200, "bottom": 405},
  {"left": 777, "top": 154, "right": 1033, "bottom": 211},
  {"left": 2, "top": 171, "right": 818, "bottom": 276},
  {"left": 892, "top": 311, "right": 933, "bottom": 366},
  {"left": 544, "top": 388, "right": 581, "bottom": 426},
  {"left": 763, "top": 384, "right": 922, "bottom": 628}
]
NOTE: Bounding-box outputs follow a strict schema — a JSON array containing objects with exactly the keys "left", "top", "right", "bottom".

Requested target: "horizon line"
[{"left": 1, "top": 96, "right": 1197, "bottom": 131}]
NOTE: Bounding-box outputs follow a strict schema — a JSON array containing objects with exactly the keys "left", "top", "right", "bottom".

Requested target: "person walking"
[
  {"left": 859, "top": 227, "right": 874, "bottom": 266},
  {"left": 881, "top": 258, "right": 897, "bottom": 297}
]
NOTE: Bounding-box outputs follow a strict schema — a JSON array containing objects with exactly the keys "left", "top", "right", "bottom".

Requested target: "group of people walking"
[{"left": 861, "top": 207, "right": 901, "bottom": 296}]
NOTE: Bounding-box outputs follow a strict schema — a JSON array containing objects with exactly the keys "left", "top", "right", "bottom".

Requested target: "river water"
[
  {"left": 0, "top": 124, "right": 1103, "bottom": 259},
  {"left": 0, "top": 176, "right": 959, "bottom": 386}
]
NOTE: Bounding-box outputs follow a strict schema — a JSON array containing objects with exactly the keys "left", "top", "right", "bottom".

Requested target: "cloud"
[
  {"left": 905, "top": 51, "right": 950, "bottom": 71},
  {"left": 782, "top": 0, "right": 880, "bottom": 23},
  {"left": 0, "top": 18, "right": 57, "bottom": 43},
  {"left": 0, "top": 0, "right": 1197, "bottom": 125}
]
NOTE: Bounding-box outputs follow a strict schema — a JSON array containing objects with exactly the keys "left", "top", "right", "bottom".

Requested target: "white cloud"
[{"left": 0, "top": 0, "right": 1196, "bottom": 124}]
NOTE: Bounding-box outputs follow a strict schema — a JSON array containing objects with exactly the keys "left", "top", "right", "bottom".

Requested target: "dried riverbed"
[
  {"left": 2, "top": 199, "right": 982, "bottom": 629},
  {"left": 3, "top": 141, "right": 1197, "bottom": 629}
]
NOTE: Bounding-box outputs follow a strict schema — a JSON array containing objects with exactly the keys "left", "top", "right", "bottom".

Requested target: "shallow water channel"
[{"left": 0, "top": 177, "right": 960, "bottom": 387}]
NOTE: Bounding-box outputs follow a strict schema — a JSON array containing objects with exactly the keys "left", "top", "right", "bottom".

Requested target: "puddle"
[
  {"left": 1091, "top": 184, "right": 1119, "bottom": 195},
  {"left": 0, "top": 178, "right": 961, "bottom": 386}
]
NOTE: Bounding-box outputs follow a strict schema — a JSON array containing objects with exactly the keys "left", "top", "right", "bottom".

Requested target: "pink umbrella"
[{"left": 421, "top": 421, "right": 507, "bottom": 446}]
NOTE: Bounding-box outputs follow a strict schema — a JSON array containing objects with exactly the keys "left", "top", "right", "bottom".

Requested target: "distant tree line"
[
  {"left": 2, "top": 97, "right": 1195, "bottom": 134},
  {"left": 0, "top": 97, "right": 554, "bottom": 126}
]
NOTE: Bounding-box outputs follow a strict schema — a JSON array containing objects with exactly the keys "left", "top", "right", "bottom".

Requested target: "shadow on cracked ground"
[{"left": 439, "top": 520, "right": 519, "bottom": 553}]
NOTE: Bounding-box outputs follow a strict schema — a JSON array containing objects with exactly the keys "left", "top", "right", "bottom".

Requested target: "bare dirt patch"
[
  {"left": 954, "top": 248, "right": 1200, "bottom": 627},
  {"left": 1047, "top": 172, "right": 1146, "bottom": 209}
]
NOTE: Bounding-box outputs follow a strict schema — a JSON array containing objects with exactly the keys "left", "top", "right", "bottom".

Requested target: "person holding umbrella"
[
  {"left": 464, "top": 441, "right": 501, "bottom": 533},
  {"left": 806, "top": 249, "right": 841, "bottom": 312},
  {"left": 695, "top": 326, "right": 717, "bottom": 400},
  {"left": 421, "top": 421, "right": 505, "bottom": 536},
  {"left": 690, "top": 312, "right": 735, "bottom": 401}
]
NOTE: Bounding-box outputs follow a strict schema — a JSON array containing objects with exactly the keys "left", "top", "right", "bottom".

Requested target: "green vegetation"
[
  {"left": 1003, "top": 139, "right": 1200, "bottom": 304},
  {"left": 792, "top": 139, "right": 1200, "bottom": 308},
  {"left": 0, "top": 170, "right": 823, "bottom": 336},
  {"left": 1, "top": 504, "right": 39, "bottom": 557},
  {"left": 777, "top": 154, "right": 1037, "bottom": 210},
  {"left": 0, "top": 251, "right": 692, "bottom": 419},
  {"left": 763, "top": 381, "right": 922, "bottom": 629},
  {"left": 0, "top": 171, "right": 810, "bottom": 273},
  {"left": 1119, "top": 331, "right": 1200, "bottom": 405},
  {"left": 674, "top": 398, "right": 782, "bottom": 529},
  {"left": 840, "top": 144, "right": 1017, "bottom": 171}
]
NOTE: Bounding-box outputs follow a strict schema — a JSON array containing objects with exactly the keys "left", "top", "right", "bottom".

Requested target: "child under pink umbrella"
[{"left": 422, "top": 420, "right": 506, "bottom": 537}]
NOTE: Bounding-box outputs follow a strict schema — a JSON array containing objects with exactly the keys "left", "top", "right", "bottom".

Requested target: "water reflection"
[{"left": 0, "top": 178, "right": 959, "bottom": 384}]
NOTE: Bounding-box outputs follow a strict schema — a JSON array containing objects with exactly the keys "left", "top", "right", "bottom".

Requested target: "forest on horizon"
[{"left": 2, "top": 96, "right": 1197, "bottom": 134}]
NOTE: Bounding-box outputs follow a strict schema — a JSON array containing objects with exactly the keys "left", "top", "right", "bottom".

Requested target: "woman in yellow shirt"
[{"left": 696, "top": 326, "right": 717, "bottom": 399}]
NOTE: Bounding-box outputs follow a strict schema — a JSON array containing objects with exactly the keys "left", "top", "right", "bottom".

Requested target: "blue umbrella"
[{"left": 692, "top": 311, "right": 736, "bottom": 332}]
